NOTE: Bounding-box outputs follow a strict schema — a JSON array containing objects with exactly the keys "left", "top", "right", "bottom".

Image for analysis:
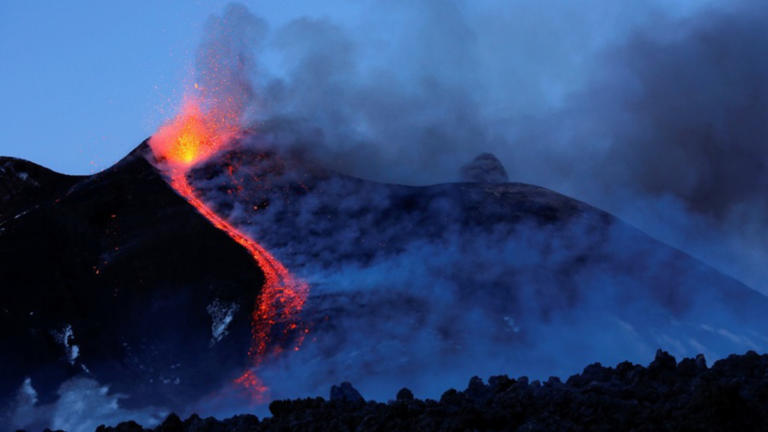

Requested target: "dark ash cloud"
[
  {"left": 579, "top": 2, "right": 768, "bottom": 218},
  {"left": 215, "top": 0, "right": 768, "bottom": 290}
]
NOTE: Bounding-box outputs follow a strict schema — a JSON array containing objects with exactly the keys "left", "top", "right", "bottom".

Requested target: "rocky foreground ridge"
[{"left": 30, "top": 350, "right": 768, "bottom": 432}]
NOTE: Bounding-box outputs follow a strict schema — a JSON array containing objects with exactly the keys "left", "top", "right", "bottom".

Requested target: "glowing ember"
[
  {"left": 149, "top": 92, "right": 309, "bottom": 401},
  {"left": 151, "top": 96, "right": 237, "bottom": 167},
  {"left": 233, "top": 370, "right": 270, "bottom": 403}
]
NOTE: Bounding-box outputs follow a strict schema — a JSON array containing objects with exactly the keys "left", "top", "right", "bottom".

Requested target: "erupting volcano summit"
[{"left": 149, "top": 93, "right": 309, "bottom": 400}]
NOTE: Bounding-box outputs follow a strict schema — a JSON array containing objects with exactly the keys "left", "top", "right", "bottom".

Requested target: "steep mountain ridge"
[
  {"left": 0, "top": 157, "right": 83, "bottom": 224},
  {"left": 0, "top": 143, "right": 263, "bottom": 410},
  {"left": 2, "top": 140, "right": 767, "bottom": 429}
]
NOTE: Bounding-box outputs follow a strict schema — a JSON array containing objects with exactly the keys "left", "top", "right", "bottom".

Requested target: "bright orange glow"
[
  {"left": 233, "top": 369, "right": 270, "bottom": 404},
  {"left": 149, "top": 92, "right": 309, "bottom": 402},
  {"left": 150, "top": 97, "right": 238, "bottom": 168}
]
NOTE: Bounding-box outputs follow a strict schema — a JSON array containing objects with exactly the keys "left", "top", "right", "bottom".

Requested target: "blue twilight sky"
[
  {"left": 0, "top": 0, "right": 714, "bottom": 174},
  {"left": 0, "top": 0, "right": 368, "bottom": 174}
]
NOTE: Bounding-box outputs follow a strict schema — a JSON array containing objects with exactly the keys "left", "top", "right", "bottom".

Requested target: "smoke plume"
[
  {"left": 166, "top": 0, "right": 768, "bottom": 413},
  {"left": 193, "top": 0, "right": 768, "bottom": 291}
]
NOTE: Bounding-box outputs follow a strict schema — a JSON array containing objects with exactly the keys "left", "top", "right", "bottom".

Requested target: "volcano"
[{"left": 2, "top": 139, "right": 768, "bottom": 428}]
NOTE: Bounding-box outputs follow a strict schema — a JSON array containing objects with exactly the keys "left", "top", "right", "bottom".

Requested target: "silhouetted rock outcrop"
[
  {"left": 85, "top": 350, "right": 768, "bottom": 432},
  {"left": 459, "top": 152, "right": 509, "bottom": 183}
]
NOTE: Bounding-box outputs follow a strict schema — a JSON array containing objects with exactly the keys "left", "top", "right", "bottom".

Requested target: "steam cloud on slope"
[
  {"left": 6, "top": 377, "right": 166, "bottom": 432},
  {"left": 199, "top": 0, "right": 768, "bottom": 292}
]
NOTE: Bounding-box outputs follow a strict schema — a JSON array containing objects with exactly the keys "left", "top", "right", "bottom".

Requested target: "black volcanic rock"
[
  {"left": 4, "top": 138, "right": 768, "bottom": 429},
  {"left": 459, "top": 152, "right": 509, "bottom": 183},
  {"left": 89, "top": 350, "right": 768, "bottom": 432},
  {"left": 0, "top": 142, "right": 264, "bottom": 409}
]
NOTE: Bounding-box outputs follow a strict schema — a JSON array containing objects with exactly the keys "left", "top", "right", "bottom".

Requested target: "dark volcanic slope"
[
  {"left": 0, "top": 143, "right": 264, "bottom": 409},
  {"left": 0, "top": 157, "right": 83, "bottom": 223},
  {"left": 193, "top": 147, "right": 768, "bottom": 321},
  {"left": 190, "top": 146, "right": 760, "bottom": 317},
  {"left": 186, "top": 143, "right": 768, "bottom": 400},
  {"left": 96, "top": 350, "right": 768, "bottom": 432},
  {"left": 2, "top": 140, "right": 768, "bottom": 426}
]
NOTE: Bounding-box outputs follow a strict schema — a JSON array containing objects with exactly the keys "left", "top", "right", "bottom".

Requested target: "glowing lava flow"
[{"left": 150, "top": 96, "right": 309, "bottom": 401}]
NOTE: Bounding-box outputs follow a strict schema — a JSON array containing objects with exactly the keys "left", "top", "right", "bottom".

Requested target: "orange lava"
[
  {"left": 149, "top": 94, "right": 309, "bottom": 401},
  {"left": 150, "top": 96, "right": 238, "bottom": 167},
  {"left": 233, "top": 370, "right": 270, "bottom": 404}
]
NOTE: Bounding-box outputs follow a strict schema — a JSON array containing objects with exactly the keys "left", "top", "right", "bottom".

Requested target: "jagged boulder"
[{"left": 330, "top": 382, "right": 364, "bottom": 403}]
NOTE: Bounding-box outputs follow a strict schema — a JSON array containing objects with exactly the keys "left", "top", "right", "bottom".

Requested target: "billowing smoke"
[
  {"left": 193, "top": 0, "right": 768, "bottom": 292},
  {"left": 3, "top": 377, "right": 166, "bottom": 432},
  {"left": 182, "top": 139, "right": 768, "bottom": 416},
  {"left": 153, "top": 0, "right": 768, "bottom": 415},
  {"left": 193, "top": 3, "right": 265, "bottom": 122}
]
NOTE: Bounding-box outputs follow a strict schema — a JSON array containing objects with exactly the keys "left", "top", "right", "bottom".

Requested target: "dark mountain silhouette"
[
  {"left": 183, "top": 142, "right": 768, "bottom": 400},
  {"left": 2, "top": 139, "right": 767, "bottom": 428},
  {"left": 0, "top": 144, "right": 262, "bottom": 410}
]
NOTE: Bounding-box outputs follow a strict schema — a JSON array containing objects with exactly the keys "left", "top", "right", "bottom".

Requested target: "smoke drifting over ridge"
[
  {"left": 6, "top": 3, "right": 768, "bottom": 428},
  {"left": 197, "top": 0, "right": 768, "bottom": 291},
  {"left": 180, "top": 140, "right": 768, "bottom": 419},
  {"left": 549, "top": 2, "right": 768, "bottom": 291}
]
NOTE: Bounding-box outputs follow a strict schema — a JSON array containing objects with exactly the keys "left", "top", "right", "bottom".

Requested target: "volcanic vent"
[{"left": 147, "top": 95, "right": 310, "bottom": 401}]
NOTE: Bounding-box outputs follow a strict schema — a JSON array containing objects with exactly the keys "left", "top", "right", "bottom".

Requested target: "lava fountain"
[{"left": 149, "top": 92, "right": 309, "bottom": 402}]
